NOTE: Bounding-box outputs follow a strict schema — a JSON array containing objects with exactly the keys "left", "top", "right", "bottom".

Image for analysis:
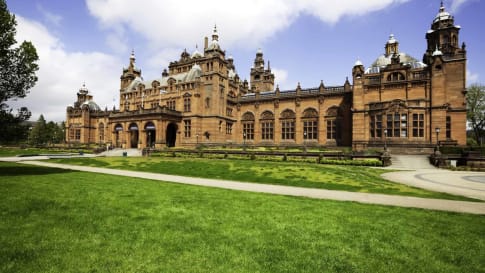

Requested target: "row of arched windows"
[{"left": 241, "top": 107, "right": 340, "bottom": 141}]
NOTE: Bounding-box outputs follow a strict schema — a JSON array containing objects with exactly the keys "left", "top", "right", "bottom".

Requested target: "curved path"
[
  {"left": 13, "top": 160, "right": 485, "bottom": 215},
  {"left": 382, "top": 155, "right": 485, "bottom": 201}
]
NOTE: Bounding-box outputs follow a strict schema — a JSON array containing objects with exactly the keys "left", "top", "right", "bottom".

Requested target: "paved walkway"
[
  {"left": 14, "top": 160, "right": 485, "bottom": 215},
  {"left": 382, "top": 155, "right": 485, "bottom": 201}
]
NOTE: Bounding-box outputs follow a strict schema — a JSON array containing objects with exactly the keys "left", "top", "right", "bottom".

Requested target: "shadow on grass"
[{"left": 0, "top": 165, "right": 77, "bottom": 176}]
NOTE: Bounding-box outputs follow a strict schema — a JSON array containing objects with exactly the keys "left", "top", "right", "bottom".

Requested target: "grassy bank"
[
  {"left": 50, "top": 157, "right": 476, "bottom": 201},
  {"left": 0, "top": 162, "right": 484, "bottom": 273}
]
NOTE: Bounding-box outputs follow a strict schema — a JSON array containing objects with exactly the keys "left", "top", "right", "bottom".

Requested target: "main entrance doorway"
[
  {"left": 145, "top": 122, "right": 156, "bottom": 148},
  {"left": 129, "top": 123, "right": 139, "bottom": 148},
  {"left": 166, "top": 123, "right": 177, "bottom": 147}
]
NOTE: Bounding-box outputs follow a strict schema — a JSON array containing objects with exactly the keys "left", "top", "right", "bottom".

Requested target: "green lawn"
[
  {"left": 0, "top": 162, "right": 484, "bottom": 273},
  {"left": 0, "top": 147, "right": 88, "bottom": 157},
  {"left": 50, "top": 157, "right": 476, "bottom": 201}
]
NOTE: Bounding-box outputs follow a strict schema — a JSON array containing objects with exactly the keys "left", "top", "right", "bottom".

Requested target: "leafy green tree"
[
  {"left": 29, "top": 114, "right": 47, "bottom": 146},
  {"left": 466, "top": 84, "right": 485, "bottom": 146},
  {"left": 0, "top": 106, "right": 31, "bottom": 143},
  {"left": 0, "top": 0, "right": 39, "bottom": 143}
]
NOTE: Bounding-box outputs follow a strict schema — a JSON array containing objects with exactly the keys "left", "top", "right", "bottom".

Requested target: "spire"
[
  {"left": 212, "top": 24, "right": 219, "bottom": 41},
  {"left": 267, "top": 60, "right": 271, "bottom": 70},
  {"left": 129, "top": 49, "right": 135, "bottom": 68},
  {"left": 439, "top": 0, "right": 445, "bottom": 12}
]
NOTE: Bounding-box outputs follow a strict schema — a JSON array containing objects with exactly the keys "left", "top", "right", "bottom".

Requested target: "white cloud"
[
  {"left": 272, "top": 68, "right": 289, "bottom": 89},
  {"left": 86, "top": 0, "right": 409, "bottom": 51},
  {"left": 467, "top": 69, "right": 479, "bottom": 85},
  {"left": 36, "top": 3, "right": 63, "bottom": 26},
  {"left": 8, "top": 16, "right": 123, "bottom": 122},
  {"left": 448, "top": 0, "right": 475, "bottom": 13}
]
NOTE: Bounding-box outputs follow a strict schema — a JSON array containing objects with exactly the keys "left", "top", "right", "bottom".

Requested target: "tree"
[
  {"left": 29, "top": 114, "right": 47, "bottom": 146},
  {"left": 0, "top": 106, "right": 31, "bottom": 143},
  {"left": 0, "top": 0, "right": 39, "bottom": 143},
  {"left": 0, "top": 0, "right": 39, "bottom": 107},
  {"left": 466, "top": 84, "right": 485, "bottom": 146}
]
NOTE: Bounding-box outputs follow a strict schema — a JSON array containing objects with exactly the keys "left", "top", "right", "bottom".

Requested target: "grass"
[
  {"left": 0, "top": 146, "right": 88, "bottom": 157},
  {"left": 49, "top": 157, "right": 478, "bottom": 201},
  {"left": 1, "top": 162, "right": 484, "bottom": 273}
]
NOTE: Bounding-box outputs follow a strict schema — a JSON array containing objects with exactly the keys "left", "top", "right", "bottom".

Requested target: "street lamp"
[
  {"left": 435, "top": 127, "right": 440, "bottom": 146},
  {"left": 384, "top": 129, "right": 387, "bottom": 151},
  {"left": 243, "top": 132, "right": 246, "bottom": 148},
  {"left": 303, "top": 131, "right": 307, "bottom": 151},
  {"left": 196, "top": 133, "right": 199, "bottom": 146}
]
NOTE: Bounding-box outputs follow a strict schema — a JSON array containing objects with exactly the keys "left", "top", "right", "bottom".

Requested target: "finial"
[
  {"left": 130, "top": 49, "right": 135, "bottom": 59},
  {"left": 439, "top": 1, "right": 445, "bottom": 12},
  {"left": 213, "top": 24, "right": 217, "bottom": 33},
  {"left": 267, "top": 60, "right": 271, "bottom": 70}
]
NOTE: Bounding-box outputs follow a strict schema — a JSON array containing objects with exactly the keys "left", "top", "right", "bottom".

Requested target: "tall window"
[
  {"left": 75, "top": 129, "right": 81, "bottom": 140},
  {"left": 243, "top": 123, "right": 254, "bottom": 140},
  {"left": 167, "top": 100, "right": 176, "bottom": 110},
  {"left": 183, "top": 97, "right": 191, "bottom": 112},
  {"left": 99, "top": 123, "right": 104, "bottom": 143},
  {"left": 281, "top": 120, "right": 295, "bottom": 140},
  {"left": 303, "top": 121, "right": 317, "bottom": 140},
  {"left": 326, "top": 107, "right": 340, "bottom": 141},
  {"left": 327, "top": 120, "right": 337, "bottom": 140},
  {"left": 446, "top": 116, "right": 451, "bottom": 139},
  {"left": 69, "top": 126, "right": 74, "bottom": 141},
  {"left": 242, "top": 112, "right": 255, "bottom": 140},
  {"left": 280, "top": 109, "right": 296, "bottom": 140},
  {"left": 260, "top": 111, "right": 274, "bottom": 140},
  {"left": 184, "top": 120, "right": 191, "bottom": 137},
  {"left": 386, "top": 113, "right": 407, "bottom": 137},
  {"left": 412, "top": 113, "right": 424, "bottom": 137},
  {"left": 302, "top": 108, "right": 318, "bottom": 140},
  {"left": 370, "top": 115, "right": 382, "bottom": 138},
  {"left": 226, "top": 122, "right": 233, "bottom": 135}
]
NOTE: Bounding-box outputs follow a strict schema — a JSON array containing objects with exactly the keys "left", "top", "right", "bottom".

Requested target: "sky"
[{"left": 5, "top": 0, "right": 485, "bottom": 122}]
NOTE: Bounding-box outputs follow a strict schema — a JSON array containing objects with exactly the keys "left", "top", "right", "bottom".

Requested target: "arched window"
[
  {"left": 99, "top": 122, "right": 104, "bottom": 143},
  {"left": 260, "top": 111, "right": 274, "bottom": 140},
  {"left": 280, "top": 109, "right": 296, "bottom": 140},
  {"left": 387, "top": 72, "right": 405, "bottom": 82},
  {"left": 242, "top": 112, "right": 255, "bottom": 140},
  {"left": 326, "top": 107, "right": 340, "bottom": 141},
  {"left": 302, "top": 108, "right": 318, "bottom": 140},
  {"left": 386, "top": 112, "right": 408, "bottom": 137}
]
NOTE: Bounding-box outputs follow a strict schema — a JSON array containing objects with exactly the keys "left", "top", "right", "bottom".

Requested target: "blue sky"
[{"left": 6, "top": 0, "right": 485, "bottom": 122}]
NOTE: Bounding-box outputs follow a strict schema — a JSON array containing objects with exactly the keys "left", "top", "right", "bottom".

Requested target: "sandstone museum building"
[{"left": 66, "top": 3, "right": 467, "bottom": 150}]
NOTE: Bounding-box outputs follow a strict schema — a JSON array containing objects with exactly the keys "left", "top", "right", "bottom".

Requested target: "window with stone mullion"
[
  {"left": 261, "top": 121, "right": 274, "bottom": 140},
  {"left": 303, "top": 120, "right": 318, "bottom": 140},
  {"left": 281, "top": 119, "right": 295, "bottom": 140},
  {"left": 243, "top": 122, "right": 254, "bottom": 140}
]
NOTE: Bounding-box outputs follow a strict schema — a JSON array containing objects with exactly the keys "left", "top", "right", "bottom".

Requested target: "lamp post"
[
  {"left": 303, "top": 131, "right": 307, "bottom": 151},
  {"left": 196, "top": 134, "right": 199, "bottom": 146},
  {"left": 384, "top": 129, "right": 387, "bottom": 151},
  {"left": 435, "top": 127, "right": 440, "bottom": 148},
  {"left": 243, "top": 132, "right": 246, "bottom": 149}
]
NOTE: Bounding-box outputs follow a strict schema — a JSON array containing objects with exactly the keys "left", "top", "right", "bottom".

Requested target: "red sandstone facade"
[{"left": 66, "top": 3, "right": 466, "bottom": 150}]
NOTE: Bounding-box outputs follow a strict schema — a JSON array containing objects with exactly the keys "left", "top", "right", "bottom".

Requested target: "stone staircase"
[
  {"left": 99, "top": 148, "right": 142, "bottom": 157},
  {"left": 389, "top": 155, "right": 436, "bottom": 170}
]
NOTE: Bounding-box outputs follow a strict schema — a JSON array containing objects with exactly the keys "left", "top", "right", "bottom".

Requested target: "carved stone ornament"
[
  {"left": 260, "top": 111, "right": 274, "bottom": 120},
  {"left": 274, "top": 99, "right": 279, "bottom": 108},
  {"left": 295, "top": 98, "right": 301, "bottom": 107},
  {"left": 280, "top": 109, "right": 296, "bottom": 119},
  {"left": 242, "top": 112, "right": 255, "bottom": 121},
  {"left": 303, "top": 108, "right": 318, "bottom": 118}
]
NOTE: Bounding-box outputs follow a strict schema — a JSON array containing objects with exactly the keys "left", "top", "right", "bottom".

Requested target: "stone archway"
[
  {"left": 145, "top": 122, "right": 156, "bottom": 148},
  {"left": 129, "top": 123, "right": 139, "bottom": 148},
  {"left": 114, "top": 124, "right": 123, "bottom": 148},
  {"left": 166, "top": 123, "right": 178, "bottom": 147}
]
